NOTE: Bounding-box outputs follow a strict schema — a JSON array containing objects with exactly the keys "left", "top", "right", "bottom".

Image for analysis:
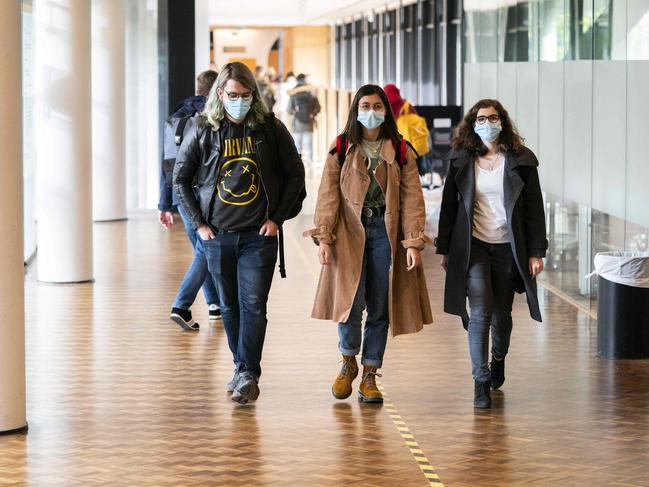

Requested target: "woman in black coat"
[{"left": 436, "top": 99, "right": 547, "bottom": 409}]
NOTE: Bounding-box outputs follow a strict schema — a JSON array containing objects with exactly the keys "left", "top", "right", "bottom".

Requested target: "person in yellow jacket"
[{"left": 384, "top": 83, "right": 430, "bottom": 159}]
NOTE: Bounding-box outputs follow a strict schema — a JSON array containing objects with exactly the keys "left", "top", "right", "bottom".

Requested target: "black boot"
[
  {"left": 474, "top": 380, "right": 492, "bottom": 408},
  {"left": 490, "top": 356, "right": 505, "bottom": 390}
]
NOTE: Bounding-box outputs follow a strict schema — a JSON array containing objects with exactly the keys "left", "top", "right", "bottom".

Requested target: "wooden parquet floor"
[{"left": 2, "top": 174, "right": 649, "bottom": 485}]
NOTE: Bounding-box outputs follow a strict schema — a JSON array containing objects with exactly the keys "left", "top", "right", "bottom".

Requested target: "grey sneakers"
[{"left": 231, "top": 372, "right": 260, "bottom": 405}]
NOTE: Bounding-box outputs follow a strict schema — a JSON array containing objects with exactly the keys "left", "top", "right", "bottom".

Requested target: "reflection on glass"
[
  {"left": 626, "top": 221, "right": 649, "bottom": 253},
  {"left": 627, "top": 0, "right": 649, "bottom": 60},
  {"left": 480, "top": 3, "right": 499, "bottom": 62},
  {"left": 593, "top": 0, "right": 613, "bottom": 60},
  {"left": 540, "top": 0, "right": 568, "bottom": 61}
]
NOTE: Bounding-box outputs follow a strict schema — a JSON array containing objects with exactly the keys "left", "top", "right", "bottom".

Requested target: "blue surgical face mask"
[
  {"left": 474, "top": 122, "right": 502, "bottom": 142},
  {"left": 357, "top": 110, "right": 385, "bottom": 130},
  {"left": 223, "top": 97, "right": 252, "bottom": 121}
]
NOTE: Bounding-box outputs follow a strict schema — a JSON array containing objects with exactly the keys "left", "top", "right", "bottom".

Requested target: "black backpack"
[
  {"left": 294, "top": 92, "right": 318, "bottom": 124},
  {"left": 263, "top": 114, "right": 307, "bottom": 278},
  {"left": 264, "top": 113, "right": 307, "bottom": 221},
  {"left": 161, "top": 106, "right": 200, "bottom": 187}
]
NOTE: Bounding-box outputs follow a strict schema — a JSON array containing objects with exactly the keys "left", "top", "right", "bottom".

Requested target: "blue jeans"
[
  {"left": 172, "top": 205, "right": 220, "bottom": 309},
  {"left": 201, "top": 229, "right": 278, "bottom": 378},
  {"left": 467, "top": 238, "right": 517, "bottom": 381},
  {"left": 293, "top": 131, "right": 313, "bottom": 162},
  {"left": 338, "top": 215, "right": 391, "bottom": 368}
]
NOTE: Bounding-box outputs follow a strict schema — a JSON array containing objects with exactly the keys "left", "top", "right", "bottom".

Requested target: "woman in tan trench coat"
[{"left": 304, "top": 84, "right": 433, "bottom": 404}]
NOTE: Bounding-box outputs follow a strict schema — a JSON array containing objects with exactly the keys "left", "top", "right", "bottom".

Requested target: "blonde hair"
[{"left": 203, "top": 62, "right": 268, "bottom": 130}]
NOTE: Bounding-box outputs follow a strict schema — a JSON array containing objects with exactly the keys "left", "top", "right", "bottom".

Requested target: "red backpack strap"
[
  {"left": 329, "top": 134, "right": 348, "bottom": 167},
  {"left": 392, "top": 139, "right": 408, "bottom": 167}
]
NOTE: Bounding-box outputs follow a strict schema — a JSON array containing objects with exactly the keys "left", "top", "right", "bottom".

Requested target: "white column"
[
  {"left": 0, "top": 0, "right": 27, "bottom": 434},
  {"left": 35, "top": 0, "right": 93, "bottom": 283},
  {"left": 195, "top": 0, "right": 211, "bottom": 72},
  {"left": 92, "top": 0, "right": 127, "bottom": 222}
]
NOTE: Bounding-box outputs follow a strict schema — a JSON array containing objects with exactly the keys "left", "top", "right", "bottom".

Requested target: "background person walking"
[{"left": 158, "top": 69, "right": 220, "bottom": 331}]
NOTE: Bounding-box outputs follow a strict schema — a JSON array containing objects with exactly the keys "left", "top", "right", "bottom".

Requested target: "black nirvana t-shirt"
[{"left": 210, "top": 120, "right": 268, "bottom": 231}]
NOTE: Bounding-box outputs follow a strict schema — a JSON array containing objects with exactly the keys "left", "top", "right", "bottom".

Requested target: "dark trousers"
[
  {"left": 467, "top": 238, "right": 517, "bottom": 382},
  {"left": 202, "top": 230, "right": 278, "bottom": 378}
]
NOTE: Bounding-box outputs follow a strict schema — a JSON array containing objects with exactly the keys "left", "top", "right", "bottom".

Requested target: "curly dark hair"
[{"left": 452, "top": 99, "right": 525, "bottom": 156}]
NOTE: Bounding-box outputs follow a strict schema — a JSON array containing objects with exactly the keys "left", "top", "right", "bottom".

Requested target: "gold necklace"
[{"left": 478, "top": 153, "right": 502, "bottom": 171}]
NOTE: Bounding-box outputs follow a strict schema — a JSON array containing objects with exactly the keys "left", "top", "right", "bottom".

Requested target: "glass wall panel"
[
  {"left": 400, "top": 4, "right": 417, "bottom": 101},
  {"left": 382, "top": 10, "right": 397, "bottom": 84},
  {"left": 464, "top": 1, "right": 479, "bottom": 63},
  {"left": 334, "top": 25, "right": 342, "bottom": 88},
  {"left": 516, "top": 1, "right": 531, "bottom": 61},
  {"left": 540, "top": 0, "right": 568, "bottom": 61},
  {"left": 503, "top": 3, "right": 521, "bottom": 62},
  {"left": 567, "top": 0, "right": 594, "bottom": 60},
  {"left": 421, "top": 0, "right": 439, "bottom": 104},
  {"left": 447, "top": 0, "right": 463, "bottom": 105},
  {"left": 479, "top": 1, "right": 499, "bottom": 62},
  {"left": 593, "top": 0, "right": 613, "bottom": 59},
  {"left": 368, "top": 16, "right": 379, "bottom": 83},
  {"left": 354, "top": 19, "right": 364, "bottom": 89},
  {"left": 343, "top": 23, "right": 352, "bottom": 89},
  {"left": 627, "top": 0, "right": 649, "bottom": 60}
]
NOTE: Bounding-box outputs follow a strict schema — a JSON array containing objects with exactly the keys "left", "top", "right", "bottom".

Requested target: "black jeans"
[
  {"left": 201, "top": 230, "right": 278, "bottom": 378},
  {"left": 467, "top": 238, "right": 517, "bottom": 382}
]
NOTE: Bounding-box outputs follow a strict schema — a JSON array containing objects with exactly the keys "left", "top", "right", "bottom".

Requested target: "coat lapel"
[
  {"left": 504, "top": 154, "right": 524, "bottom": 221},
  {"left": 453, "top": 154, "right": 475, "bottom": 221}
]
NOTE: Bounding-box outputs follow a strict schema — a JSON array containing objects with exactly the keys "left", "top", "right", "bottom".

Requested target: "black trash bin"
[{"left": 595, "top": 252, "right": 649, "bottom": 359}]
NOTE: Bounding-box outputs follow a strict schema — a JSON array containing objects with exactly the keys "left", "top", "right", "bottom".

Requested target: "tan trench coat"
[{"left": 304, "top": 139, "right": 433, "bottom": 337}]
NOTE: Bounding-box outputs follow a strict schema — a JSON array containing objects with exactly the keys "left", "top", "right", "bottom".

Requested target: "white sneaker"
[{"left": 208, "top": 304, "right": 222, "bottom": 321}]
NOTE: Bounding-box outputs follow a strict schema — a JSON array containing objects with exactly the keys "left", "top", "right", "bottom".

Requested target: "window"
[{"left": 382, "top": 11, "right": 397, "bottom": 84}]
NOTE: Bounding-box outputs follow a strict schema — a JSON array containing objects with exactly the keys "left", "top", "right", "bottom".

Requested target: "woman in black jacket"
[{"left": 436, "top": 99, "right": 547, "bottom": 409}]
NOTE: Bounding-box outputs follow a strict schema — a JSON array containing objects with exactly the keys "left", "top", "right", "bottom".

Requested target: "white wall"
[
  {"left": 212, "top": 28, "right": 280, "bottom": 70},
  {"left": 195, "top": 0, "right": 211, "bottom": 72}
]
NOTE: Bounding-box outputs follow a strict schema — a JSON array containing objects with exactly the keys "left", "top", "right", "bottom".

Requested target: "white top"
[{"left": 472, "top": 158, "right": 510, "bottom": 243}]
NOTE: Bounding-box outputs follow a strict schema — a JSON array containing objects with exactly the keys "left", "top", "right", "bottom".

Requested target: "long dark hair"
[
  {"left": 342, "top": 84, "right": 401, "bottom": 146},
  {"left": 451, "top": 99, "right": 525, "bottom": 156}
]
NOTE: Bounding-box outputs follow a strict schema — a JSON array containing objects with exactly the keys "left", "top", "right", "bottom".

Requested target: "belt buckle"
[{"left": 363, "top": 207, "right": 373, "bottom": 218}]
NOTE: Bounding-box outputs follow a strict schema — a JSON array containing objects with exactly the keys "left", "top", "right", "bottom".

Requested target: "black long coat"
[{"left": 435, "top": 147, "right": 548, "bottom": 324}]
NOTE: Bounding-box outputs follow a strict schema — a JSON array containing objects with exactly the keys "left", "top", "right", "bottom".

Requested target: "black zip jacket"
[{"left": 173, "top": 113, "right": 305, "bottom": 232}]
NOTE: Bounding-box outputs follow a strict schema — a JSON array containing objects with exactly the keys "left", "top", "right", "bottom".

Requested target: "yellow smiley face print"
[{"left": 217, "top": 157, "right": 261, "bottom": 206}]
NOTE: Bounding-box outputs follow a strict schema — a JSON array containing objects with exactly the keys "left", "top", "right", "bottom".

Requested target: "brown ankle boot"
[
  {"left": 332, "top": 355, "right": 359, "bottom": 399},
  {"left": 358, "top": 365, "right": 383, "bottom": 403}
]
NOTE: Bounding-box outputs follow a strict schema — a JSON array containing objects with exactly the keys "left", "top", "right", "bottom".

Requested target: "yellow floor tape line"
[
  {"left": 288, "top": 229, "right": 445, "bottom": 485},
  {"left": 377, "top": 382, "right": 445, "bottom": 486}
]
